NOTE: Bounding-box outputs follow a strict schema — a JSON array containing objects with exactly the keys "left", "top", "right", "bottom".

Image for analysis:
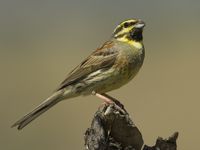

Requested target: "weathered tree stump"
[{"left": 84, "top": 94, "right": 178, "bottom": 150}]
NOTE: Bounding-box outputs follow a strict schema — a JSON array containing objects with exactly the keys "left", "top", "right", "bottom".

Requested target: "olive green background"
[{"left": 1, "top": 0, "right": 199, "bottom": 149}]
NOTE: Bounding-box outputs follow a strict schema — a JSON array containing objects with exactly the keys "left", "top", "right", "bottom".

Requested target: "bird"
[{"left": 12, "top": 19, "right": 145, "bottom": 130}]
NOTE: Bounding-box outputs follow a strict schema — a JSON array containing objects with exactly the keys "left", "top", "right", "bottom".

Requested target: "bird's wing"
[{"left": 56, "top": 41, "right": 118, "bottom": 91}]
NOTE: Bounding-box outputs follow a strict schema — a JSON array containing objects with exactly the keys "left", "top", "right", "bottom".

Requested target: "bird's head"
[{"left": 113, "top": 19, "right": 145, "bottom": 44}]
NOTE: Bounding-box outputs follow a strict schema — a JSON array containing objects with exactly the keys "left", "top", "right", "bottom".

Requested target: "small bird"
[{"left": 12, "top": 19, "right": 145, "bottom": 130}]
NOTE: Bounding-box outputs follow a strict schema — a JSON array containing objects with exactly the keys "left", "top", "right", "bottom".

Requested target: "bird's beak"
[{"left": 135, "top": 20, "right": 145, "bottom": 29}]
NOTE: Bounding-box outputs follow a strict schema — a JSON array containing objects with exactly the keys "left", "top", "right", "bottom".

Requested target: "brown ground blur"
[{"left": 1, "top": 1, "right": 200, "bottom": 150}]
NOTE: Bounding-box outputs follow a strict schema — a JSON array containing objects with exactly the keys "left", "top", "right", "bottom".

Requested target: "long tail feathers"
[{"left": 11, "top": 90, "right": 64, "bottom": 130}]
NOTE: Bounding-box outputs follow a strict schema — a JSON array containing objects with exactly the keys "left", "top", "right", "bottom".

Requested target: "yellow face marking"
[
  {"left": 114, "top": 26, "right": 133, "bottom": 38},
  {"left": 113, "top": 19, "right": 137, "bottom": 38},
  {"left": 113, "top": 19, "right": 143, "bottom": 48},
  {"left": 116, "top": 36, "right": 143, "bottom": 49}
]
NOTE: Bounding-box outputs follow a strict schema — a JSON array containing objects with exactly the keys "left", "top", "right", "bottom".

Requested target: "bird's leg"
[
  {"left": 92, "top": 92, "right": 126, "bottom": 114},
  {"left": 92, "top": 91, "right": 114, "bottom": 104}
]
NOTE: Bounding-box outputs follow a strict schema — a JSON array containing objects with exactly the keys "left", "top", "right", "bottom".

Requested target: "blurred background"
[{"left": 1, "top": 0, "right": 199, "bottom": 149}]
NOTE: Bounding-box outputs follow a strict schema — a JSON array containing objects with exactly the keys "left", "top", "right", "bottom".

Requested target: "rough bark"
[{"left": 84, "top": 94, "right": 178, "bottom": 150}]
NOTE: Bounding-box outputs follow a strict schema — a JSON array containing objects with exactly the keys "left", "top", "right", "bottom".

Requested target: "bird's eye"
[{"left": 124, "top": 22, "right": 129, "bottom": 28}]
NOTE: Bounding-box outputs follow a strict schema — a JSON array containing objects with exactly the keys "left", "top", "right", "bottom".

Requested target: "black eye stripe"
[
  {"left": 113, "top": 21, "right": 137, "bottom": 36},
  {"left": 124, "top": 22, "right": 129, "bottom": 28},
  {"left": 124, "top": 22, "right": 136, "bottom": 28}
]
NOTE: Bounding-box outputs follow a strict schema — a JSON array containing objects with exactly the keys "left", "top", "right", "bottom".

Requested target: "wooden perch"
[{"left": 84, "top": 94, "right": 178, "bottom": 150}]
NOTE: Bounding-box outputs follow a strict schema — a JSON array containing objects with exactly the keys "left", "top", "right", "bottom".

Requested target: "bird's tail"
[{"left": 11, "top": 90, "right": 66, "bottom": 130}]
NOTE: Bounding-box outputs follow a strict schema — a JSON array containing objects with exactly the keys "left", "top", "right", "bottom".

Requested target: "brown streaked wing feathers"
[{"left": 55, "top": 41, "right": 118, "bottom": 91}]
